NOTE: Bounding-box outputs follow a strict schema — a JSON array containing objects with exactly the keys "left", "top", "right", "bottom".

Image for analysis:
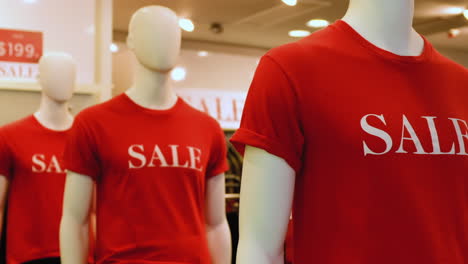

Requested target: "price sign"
[{"left": 0, "top": 28, "right": 42, "bottom": 64}]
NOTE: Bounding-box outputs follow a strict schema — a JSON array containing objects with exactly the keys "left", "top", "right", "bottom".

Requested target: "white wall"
[
  {"left": 0, "top": 0, "right": 96, "bottom": 84},
  {"left": 0, "top": 91, "right": 96, "bottom": 126}
]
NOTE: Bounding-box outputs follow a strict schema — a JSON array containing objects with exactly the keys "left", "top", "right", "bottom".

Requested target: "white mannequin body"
[
  {"left": 236, "top": 0, "right": 424, "bottom": 263},
  {"left": 60, "top": 6, "right": 231, "bottom": 264},
  {"left": 0, "top": 52, "right": 76, "bottom": 246}
]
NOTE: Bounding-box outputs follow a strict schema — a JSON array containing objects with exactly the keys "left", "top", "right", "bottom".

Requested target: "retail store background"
[
  {"left": 2, "top": 0, "right": 468, "bottom": 125},
  {"left": 0, "top": 1, "right": 468, "bottom": 264}
]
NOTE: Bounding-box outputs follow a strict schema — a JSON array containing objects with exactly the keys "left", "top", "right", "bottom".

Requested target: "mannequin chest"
[{"left": 9, "top": 135, "right": 67, "bottom": 176}]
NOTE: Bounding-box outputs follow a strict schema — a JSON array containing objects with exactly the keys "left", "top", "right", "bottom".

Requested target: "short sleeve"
[
  {"left": 0, "top": 130, "right": 13, "bottom": 180},
  {"left": 206, "top": 121, "right": 229, "bottom": 178},
  {"left": 63, "top": 115, "right": 101, "bottom": 180},
  {"left": 230, "top": 55, "right": 304, "bottom": 173}
]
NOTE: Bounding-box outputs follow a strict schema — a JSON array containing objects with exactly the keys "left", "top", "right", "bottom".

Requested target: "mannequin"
[
  {"left": 342, "top": 0, "right": 424, "bottom": 57},
  {"left": 61, "top": 6, "right": 231, "bottom": 264},
  {"left": 232, "top": 0, "right": 468, "bottom": 263},
  {"left": 34, "top": 52, "right": 75, "bottom": 130},
  {"left": 0, "top": 52, "right": 76, "bottom": 264}
]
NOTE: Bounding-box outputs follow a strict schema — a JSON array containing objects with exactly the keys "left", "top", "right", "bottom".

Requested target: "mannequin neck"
[
  {"left": 342, "top": 0, "right": 424, "bottom": 56},
  {"left": 34, "top": 94, "right": 73, "bottom": 131},
  {"left": 125, "top": 61, "right": 178, "bottom": 110}
]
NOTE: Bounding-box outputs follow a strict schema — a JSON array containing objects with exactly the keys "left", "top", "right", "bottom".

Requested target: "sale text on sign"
[
  {"left": 178, "top": 90, "right": 247, "bottom": 130},
  {"left": 0, "top": 28, "right": 43, "bottom": 82}
]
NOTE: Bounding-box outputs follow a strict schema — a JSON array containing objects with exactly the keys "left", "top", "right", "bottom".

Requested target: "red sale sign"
[{"left": 0, "top": 29, "right": 43, "bottom": 63}]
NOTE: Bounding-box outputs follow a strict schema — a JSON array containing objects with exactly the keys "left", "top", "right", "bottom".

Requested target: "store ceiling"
[{"left": 113, "top": 0, "right": 468, "bottom": 51}]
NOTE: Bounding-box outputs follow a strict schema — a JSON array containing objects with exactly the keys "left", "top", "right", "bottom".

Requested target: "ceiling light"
[
  {"left": 171, "top": 67, "right": 186, "bottom": 82},
  {"left": 464, "top": 9, "right": 468, "bottom": 20},
  {"left": 307, "top": 19, "right": 330, "bottom": 28},
  {"left": 448, "top": 28, "right": 461, "bottom": 38},
  {"left": 445, "top": 7, "right": 465, "bottom": 15},
  {"left": 197, "top": 51, "right": 209, "bottom": 57},
  {"left": 110, "top": 43, "right": 119, "bottom": 53},
  {"left": 282, "top": 0, "right": 297, "bottom": 6},
  {"left": 23, "top": 0, "right": 38, "bottom": 3},
  {"left": 288, "top": 30, "right": 310, "bottom": 38},
  {"left": 179, "top": 18, "right": 195, "bottom": 32}
]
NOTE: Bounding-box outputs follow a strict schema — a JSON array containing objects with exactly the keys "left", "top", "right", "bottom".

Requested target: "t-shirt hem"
[
  {"left": 66, "top": 167, "right": 98, "bottom": 181},
  {"left": 230, "top": 128, "right": 301, "bottom": 173},
  {"left": 9, "top": 251, "right": 60, "bottom": 264}
]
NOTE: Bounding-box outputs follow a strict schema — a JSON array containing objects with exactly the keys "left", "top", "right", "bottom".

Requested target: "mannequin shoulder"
[
  {"left": 0, "top": 115, "right": 36, "bottom": 135},
  {"left": 433, "top": 51, "right": 468, "bottom": 77},
  {"left": 265, "top": 27, "right": 340, "bottom": 72},
  {"left": 74, "top": 96, "right": 123, "bottom": 122},
  {"left": 180, "top": 102, "right": 222, "bottom": 129}
]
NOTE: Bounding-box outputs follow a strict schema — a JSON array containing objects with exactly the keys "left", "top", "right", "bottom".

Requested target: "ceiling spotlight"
[
  {"left": 445, "top": 7, "right": 465, "bottom": 15},
  {"left": 171, "top": 67, "right": 186, "bottom": 82},
  {"left": 289, "top": 30, "right": 310, "bottom": 38},
  {"left": 197, "top": 51, "right": 209, "bottom": 57},
  {"left": 109, "top": 43, "right": 119, "bottom": 53},
  {"left": 23, "top": 0, "right": 38, "bottom": 3},
  {"left": 179, "top": 18, "right": 195, "bottom": 32},
  {"left": 464, "top": 9, "right": 468, "bottom": 20},
  {"left": 306, "top": 19, "right": 330, "bottom": 28},
  {"left": 448, "top": 28, "right": 461, "bottom": 38},
  {"left": 282, "top": 0, "right": 297, "bottom": 6}
]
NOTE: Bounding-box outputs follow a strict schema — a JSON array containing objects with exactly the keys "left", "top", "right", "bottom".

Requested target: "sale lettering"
[
  {"left": 0, "top": 29, "right": 42, "bottom": 63},
  {"left": 32, "top": 154, "right": 65, "bottom": 173},
  {"left": 128, "top": 144, "right": 203, "bottom": 171},
  {"left": 361, "top": 114, "right": 468, "bottom": 156},
  {"left": 182, "top": 96, "right": 244, "bottom": 122},
  {"left": 0, "top": 62, "right": 38, "bottom": 79}
]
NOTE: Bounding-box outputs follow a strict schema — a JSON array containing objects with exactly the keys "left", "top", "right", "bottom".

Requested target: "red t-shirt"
[
  {"left": 0, "top": 115, "right": 70, "bottom": 264},
  {"left": 64, "top": 93, "right": 229, "bottom": 264},
  {"left": 231, "top": 20, "right": 468, "bottom": 264}
]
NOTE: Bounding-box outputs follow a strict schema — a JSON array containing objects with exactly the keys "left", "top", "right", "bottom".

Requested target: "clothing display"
[
  {"left": 64, "top": 93, "right": 229, "bottom": 264},
  {"left": 2, "top": 2, "right": 468, "bottom": 264},
  {"left": 0, "top": 116, "right": 70, "bottom": 264},
  {"left": 231, "top": 20, "right": 468, "bottom": 264}
]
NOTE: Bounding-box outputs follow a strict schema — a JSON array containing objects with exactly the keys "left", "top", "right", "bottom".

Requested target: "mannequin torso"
[
  {"left": 0, "top": 52, "right": 77, "bottom": 264},
  {"left": 60, "top": 6, "right": 231, "bottom": 264},
  {"left": 232, "top": 0, "right": 468, "bottom": 263}
]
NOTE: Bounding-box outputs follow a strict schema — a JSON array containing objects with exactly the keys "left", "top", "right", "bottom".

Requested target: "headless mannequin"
[
  {"left": 60, "top": 6, "right": 231, "bottom": 264},
  {"left": 0, "top": 52, "right": 76, "bottom": 261},
  {"left": 236, "top": 0, "right": 424, "bottom": 263}
]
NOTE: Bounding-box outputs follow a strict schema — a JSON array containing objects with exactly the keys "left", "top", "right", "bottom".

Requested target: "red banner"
[{"left": 0, "top": 29, "right": 42, "bottom": 64}]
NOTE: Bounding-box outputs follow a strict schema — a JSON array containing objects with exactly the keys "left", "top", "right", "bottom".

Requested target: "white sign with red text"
[{"left": 177, "top": 89, "right": 247, "bottom": 130}]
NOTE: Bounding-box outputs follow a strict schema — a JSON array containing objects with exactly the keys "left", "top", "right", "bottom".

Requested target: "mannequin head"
[
  {"left": 38, "top": 52, "right": 76, "bottom": 103},
  {"left": 127, "top": 6, "right": 181, "bottom": 73}
]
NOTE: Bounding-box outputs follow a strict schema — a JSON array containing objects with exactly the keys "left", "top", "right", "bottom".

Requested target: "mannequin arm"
[
  {"left": 0, "top": 176, "right": 8, "bottom": 239},
  {"left": 236, "top": 146, "right": 295, "bottom": 264},
  {"left": 60, "top": 171, "right": 94, "bottom": 264},
  {"left": 205, "top": 173, "right": 232, "bottom": 264},
  {"left": 90, "top": 185, "right": 97, "bottom": 241}
]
